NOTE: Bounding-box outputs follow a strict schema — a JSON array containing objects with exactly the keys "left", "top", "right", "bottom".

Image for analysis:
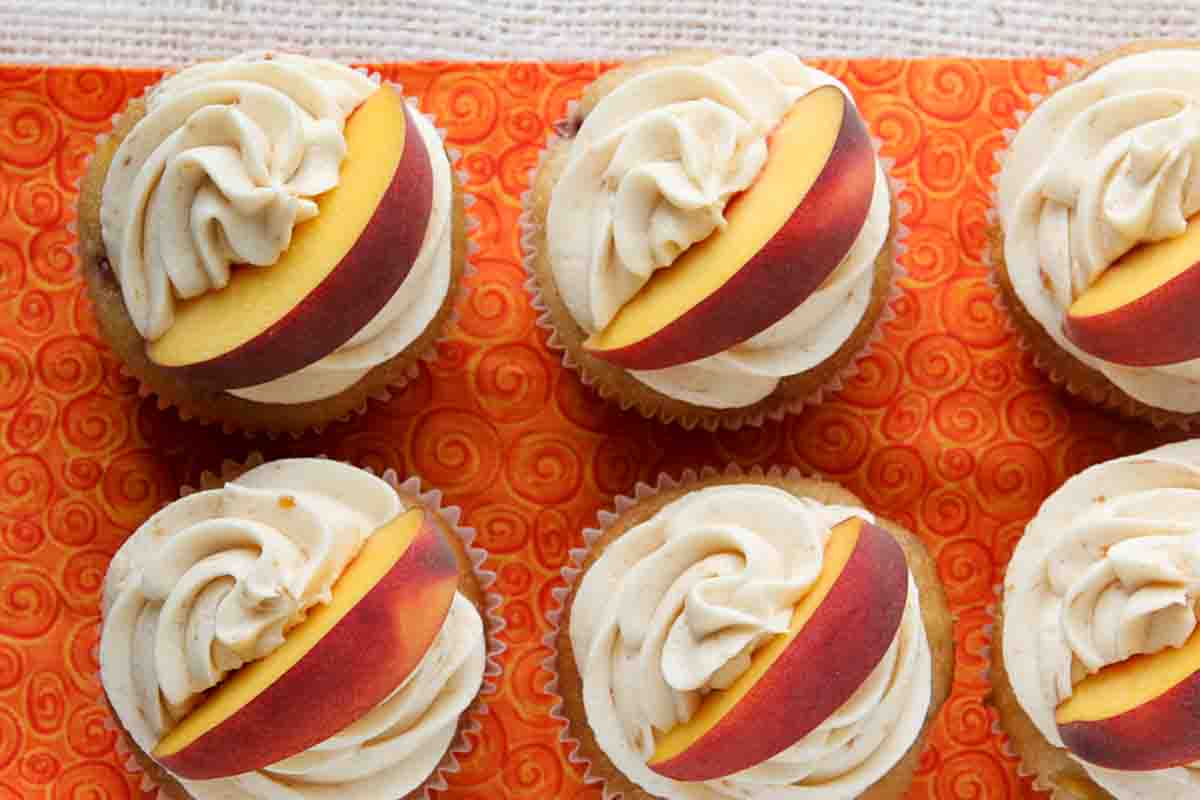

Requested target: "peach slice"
[
  {"left": 146, "top": 84, "right": 433, "bottom": 390},
  {"left": 1064, "top": 214, "right": 1200, "bottom": 366},
  {"left": 647, "top": 516, "right": 908, "bottom": 782},
  {"left": 584, "top": 85, "right": 876, "bottom": 370},
  {"left": 153, "top": 507, "right": 458, "bottom": 779},
  {"left": 1056, "top": 625, "right": 1200, "bottom": 770}
]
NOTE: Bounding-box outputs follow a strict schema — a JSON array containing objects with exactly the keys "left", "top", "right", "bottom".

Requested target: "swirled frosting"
[
  {"left": 1003, "top": 440, "right": 1200, "bottom": 799},
  {"left": 100, "top": 459, "right": 486, "bottom": 799},
  {"left": 569, "top": 484, "right": 931, "bottom": 798},
  {"left": 101, "top": 53, "right": 454, "bottom": 404},
  {"left": 997, "top": 49, "right": 1200, "bottom": 413},
  {"left": 547, "top": 50, "right": 890, "bottom": 409}
]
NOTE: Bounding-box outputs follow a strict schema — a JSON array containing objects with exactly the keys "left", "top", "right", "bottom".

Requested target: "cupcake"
[
  {"left": 995, "top": 439, "right": 1200, "bottom": 799},
  {"left": 78, "top": 53, "right": 466, "bottom": 434},
  {"left": 555, "top": 471, "right": 954, "bottom": 798},
  {"left": 99, "top": 458, "right": 489, "bottom": 799},
  {"left": 525, "top": 50, "right": 896, "bottom": 430},
  {"left": 992, "top": 42, "right": 1200, "bottom": 428}
]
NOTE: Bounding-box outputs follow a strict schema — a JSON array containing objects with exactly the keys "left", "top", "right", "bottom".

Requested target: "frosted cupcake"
[
  {"left": 525, "top": 50, "right": 896, "bottom": 429},
  {"left": 993, "top": 42, "right": 1200, "bottom": 428},
  {"left": 99, "top": 458, "right": 488, "bottom": 799},
  {"left": 995, "top": 439, "right": 1200, "bottom": 799},
  {"left": 78, "top": 53, "right": 465, "bottom": 434},
  {"left": 555, "top": 472, "right": 954, "bottom": 798}
]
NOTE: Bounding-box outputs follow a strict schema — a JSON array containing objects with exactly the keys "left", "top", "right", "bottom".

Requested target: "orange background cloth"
[{"left": 0, "top": 59, "right": 1183, "bottom": 798}]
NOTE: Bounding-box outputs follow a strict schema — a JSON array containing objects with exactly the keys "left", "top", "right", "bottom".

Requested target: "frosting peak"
[
  {"left": 612, "top": 486, "right": 830, "bottom": 703},
  {"left": 101, "top": 53, "right": 377, "bottom": 341},
  {"left": 570, "top": 484, "right": 931, "bottom": 798},
  {"left": 1059, "top": 529, "right": 1200, "bottom": 674},
  {"left": 600, "top": 98, "right": 764, "bottom": 327}
]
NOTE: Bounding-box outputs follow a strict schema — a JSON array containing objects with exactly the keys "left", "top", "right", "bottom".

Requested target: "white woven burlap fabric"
[{"left": 0, "top": 0, "right": 1195, "bottom": 64}]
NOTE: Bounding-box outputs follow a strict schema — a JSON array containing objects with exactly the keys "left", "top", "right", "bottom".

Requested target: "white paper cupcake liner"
[
  {"left": 97, "top": 452, "right": 505, "bottom": 800},
  {"left": 76, "top": 67, "right": 478, "bottom": 439},
  {"left": 541, "top": 462, "right": 868, "bottom": 799},
  {"left": 518, "top": 91, "right": 912, "bottom": 432}
]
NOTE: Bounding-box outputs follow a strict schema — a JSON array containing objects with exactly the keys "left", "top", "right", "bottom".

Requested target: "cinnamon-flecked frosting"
[
  {"left": 997, "top": 49, "right": 1200, "bottom": 413},
  {"left": 101, "top": 53, "right": 453, "bottom": 404},
  {"left": 1003, "top": 440, "right": 1200, "bottom": 799},
  {"left": 100, "top": 459, "right": 485, "bottom": 799},
  {"left": 569, "top": 484, "right": 931, "bottom": 798},
  {"left": 546, "top": 50, "right": 890, "bottom": 409}
]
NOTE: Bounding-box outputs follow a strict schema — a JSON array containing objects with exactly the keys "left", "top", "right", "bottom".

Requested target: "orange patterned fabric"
[{"left": 0, "top": 59, "right": 1184, "bottom": 799}]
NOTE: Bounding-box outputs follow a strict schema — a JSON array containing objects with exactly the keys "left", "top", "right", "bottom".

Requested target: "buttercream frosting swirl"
[
  {"left": 569, "top": 484, "right": 931, "bottom": 798},
  {"left": 1003, "top": 440, "right": 1200, "bottom": 799},
  {"left": 997, "top": 49, "right": 1200, "bottom": 413},
  {"left": 547, "top": 50, "right": 890, "bottom": 409},
  {"left": 100, "top": 459, "right": 485, "bottom": 799},
  {"left": 101, "top": 53, "right": 376, "bottom": 342},
  {"left": 101, "top": 53, "right": 455, "bottom": 405}
]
